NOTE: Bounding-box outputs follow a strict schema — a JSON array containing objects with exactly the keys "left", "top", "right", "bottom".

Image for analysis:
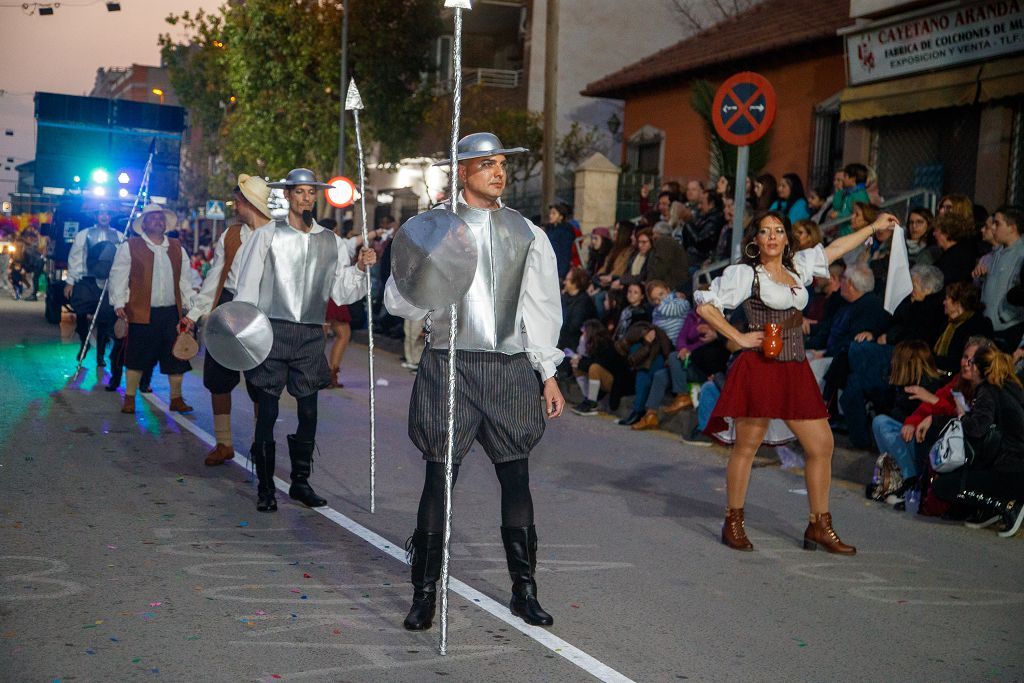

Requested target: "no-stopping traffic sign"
[{"left": 712, "top": 72, "right": 776, "bottom": 147}]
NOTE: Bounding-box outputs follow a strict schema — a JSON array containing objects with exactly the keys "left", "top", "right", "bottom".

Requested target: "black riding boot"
[
  {"left": 287, "top": 435, "right": 327, "bottom": 508},
  {"left": 501, "top": 526, "right": 554, "bottom": 626},
  {"left": 251, "top": 441, "right": 277, "bottom": 512},
  {"left": 403, "top": 529, "right": 444, "bottom": 631}
]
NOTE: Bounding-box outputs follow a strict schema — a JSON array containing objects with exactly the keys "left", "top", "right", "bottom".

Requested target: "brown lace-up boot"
[
  {"left": 721, "top": 508, "right": 753, "bottom": 551},
  {"left": 803, "top": 512, "right": 856, "bottom": 554}
]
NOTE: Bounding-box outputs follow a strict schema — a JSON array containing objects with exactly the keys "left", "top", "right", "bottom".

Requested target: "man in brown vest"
[
  {"left": 182, "top": 175, "right": 272, "bottom": 466},
  {"left": 109, "top": 204, "right": 195, "bottom": 415}
]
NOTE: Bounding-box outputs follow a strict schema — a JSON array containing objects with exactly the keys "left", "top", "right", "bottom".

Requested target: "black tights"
[
  {"left": 254, "top": 390, "right": 318, "bottom": 443},
  {"left": 416, "top": 459, "right": 534, "bottom": 533}
]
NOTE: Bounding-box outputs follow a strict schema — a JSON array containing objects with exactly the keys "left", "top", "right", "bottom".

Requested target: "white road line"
[{"left": 142, "top": 393, "right": 636, "bottom": 683}]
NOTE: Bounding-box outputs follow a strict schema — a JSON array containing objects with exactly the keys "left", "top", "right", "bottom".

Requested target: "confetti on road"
[
  {"left": 788, "top": 488, "right": 808, "bottom": 495},
  {"left": 149, "top": 602, "right": 162, "bottom": 607},
  {"left": 107, "top": 545, "right": 117, "bottom": 550},
  {"left": 289, "top": 589, "right": 301, "bottom": 594},
  {"left": 85, "top": 648, "right": 96, "bottom": 655},
  {"left": 238, "top": 521, "right": 249, "bottom": 527},
  {"left": 792, "top": 638, "right": 807, "bottom": 647},
  {"left": 303, "top": 573, "right": 312, "bottom": 578}
]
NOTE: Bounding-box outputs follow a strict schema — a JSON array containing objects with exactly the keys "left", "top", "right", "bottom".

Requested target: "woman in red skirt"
[{"left": 694, "top": 209, "right": 898, "bottom": 554}]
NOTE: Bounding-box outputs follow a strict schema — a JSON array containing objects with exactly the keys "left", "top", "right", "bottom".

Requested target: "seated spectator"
[
  {"left": 931, "top": 346, "right": 1024, "bottom": 536},
  {"left": 840, "top": 264, "right": 947, "bottom": 447},
  {"left": 668, "top": 201, "right": 692, "bottom": 245},
  {"left": 685, "top": 191, "right": 725, "bottom": 266},
  {"left": 806, "top": 263, "right": 891, "bottom": 406},
  {"left": 804, "top": 261, "right": 845, "bottom": 333},
  {"left": 933, "top": 211, "right": 978, "bottom": 285},
  {"left": 769, "top": 173, "right": 811, "bottom": 223},
  {"left": 830, "top": 163, "right": 871, "bottom": 227},
  {"left": 709, "top": 196, "right": 750, "bottom": 265},
  {"left": 841, "top": 200, "right": 878, "bottom": 265},
  {"left": 792, "top": 220, "right": 822, "bottom": 251},
  {"left": 979, "top": 206, "right": 1024, "bottom": 351},
  {"left": 641, "top": 310, "right": 732, "bottom": 431},
  {"left": 583, "top": 227, "right": 612, "bottom": 279},
  {"left": 596, "top": 220, "right": 636, "bottom": 289},
  {"left": 807, "top": 185, "right": 831, "bottom": 225},
  {"left": 753, "top": 173, "right": 777, "bottom": 211},
  {"left": 570, "top": 319, "right": 630, "bottom": 415},
  {"left": 648, "top": 280, "right": 690, "bottom": 342},
  {"left": 715, "top": 175, "right": 732, "bottom": 199},
  {"left": 938, "top": 193, "right": 974, "bottom": 222},
  {"left": 558, "top": 266, "right": 598, "bottom": 354},
  {"left": 869, "top": 340, "right": 946, "bottom": 493},
  {"left": 623, "top": 228, "right": 654, "bottom": 285},
  {"left": 544, "top": 204, "right": 576, "bottom": 279},
  {"left": 934, "top": 281, "right": 993, "bottom": 374},
  {"left": 615, "top": 321, "right": 674, "bottom": 427},
  {"left": 649, "top": 223, "right": 690, "bottom": 292},
  {"left": 906, "top": 206, "right": 939, "bottom": 266},
  {"left": 613, "top": 281, "right": 651, "bottom": 341},
  {"left": 854, "top": 202, "right": 893, "bottom": 288},
  {"left": 684, "top": 179, "right": 705, "bottom": 218},
  {"left": 974, "top": 213, "right": 1001, "bottom": 287}
]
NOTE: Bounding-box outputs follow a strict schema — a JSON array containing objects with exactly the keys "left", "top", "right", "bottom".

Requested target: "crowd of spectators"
[{"left": 542, "top": 166, "right": 1024, "bottom": 538}]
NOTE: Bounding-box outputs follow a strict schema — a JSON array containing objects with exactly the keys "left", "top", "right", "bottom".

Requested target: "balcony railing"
[{"left": 437, "top": 67, "right": 523, "bottom": 91}]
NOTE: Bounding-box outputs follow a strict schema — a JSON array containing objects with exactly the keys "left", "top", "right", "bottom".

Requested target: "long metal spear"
[
  {"left": 345, "top": 79, "right": 377, "bottom": 514},
  {"left": 73, "top": 144, "right": 156, "bottom": 377},
  {"left": 438, "top": 0, "right": 471, "bottom": 658}
]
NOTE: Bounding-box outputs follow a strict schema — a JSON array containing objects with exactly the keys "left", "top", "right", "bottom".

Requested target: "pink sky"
[{"left": 0, "top": 0, "right": 217, "bottom": 198}]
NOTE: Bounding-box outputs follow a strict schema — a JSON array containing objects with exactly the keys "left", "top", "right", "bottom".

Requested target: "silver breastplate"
[
  {"left": 257, "top": 224, "right": 338, "bottom": 324},
  {"left": 430, "top": 203, "right": 534, "bottom": 354},
  {"left": 84, "top": 226, "right": 121, "bottom": 278}
]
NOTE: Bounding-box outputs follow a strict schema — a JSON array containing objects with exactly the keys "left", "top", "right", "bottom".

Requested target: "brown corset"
[{"left": 742, "top": 267, "right": 805, "bottom": 362}]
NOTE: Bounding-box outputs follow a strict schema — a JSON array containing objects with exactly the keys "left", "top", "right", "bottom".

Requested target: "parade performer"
[
  {"left": 384, "top": 133, "right": 565, "bottom": 631},
  {"left": 109, "top": 204, "right": 195, "bottom": 415},
  {"left": 694, "top": 209, "right": 898, "bottom": 554},
  {"left": 181, "top": 175, "right": 271, "bottom": 466},
  {"left": 65, "top": 204, "right": 121, "bottom": 366},
  {"left": 233, "top": 168, "right": 375, "bottom": 513}
]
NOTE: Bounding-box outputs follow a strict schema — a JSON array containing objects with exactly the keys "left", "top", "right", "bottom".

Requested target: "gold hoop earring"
[{"left": 744, "top": 242, "right": 760, "bottom": 259}]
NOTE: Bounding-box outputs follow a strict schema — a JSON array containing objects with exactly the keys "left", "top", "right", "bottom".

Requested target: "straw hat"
[
  {"left": 132, "top": 203, "right": 178, "bottom": 235},
  {"left": 237, "top": 174, "right": 271, "bottom": 220}
]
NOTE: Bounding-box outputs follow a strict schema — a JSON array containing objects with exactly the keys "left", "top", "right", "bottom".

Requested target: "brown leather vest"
[
  {"left": 126, "top": 236, "right": 183, "bottom": 324},
  {"left": 212, "top": 224, "right": 244, "bottom": 308},
  {"left": 743, "top": 268, "right": 805, "bottom": 362}
]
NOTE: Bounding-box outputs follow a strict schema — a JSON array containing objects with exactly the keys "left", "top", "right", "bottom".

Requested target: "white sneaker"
[
  {"left": 964, "top": 514, "right": 1001, "bottom": 529},
  {"left": 401, "top": 362, "right": 418, "bottom": 370}
]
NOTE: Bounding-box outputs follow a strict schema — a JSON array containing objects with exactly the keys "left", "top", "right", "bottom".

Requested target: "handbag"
[
  {"left": 172, "top": 330, "right": 199, "bottom": 361},
  {"left": 929, "top": 418, "right": 967, "bottom": 473}
]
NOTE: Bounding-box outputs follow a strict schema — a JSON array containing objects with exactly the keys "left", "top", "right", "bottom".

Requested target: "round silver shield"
[
  {"left": 391, "top": 209, "right": 478, "bottom": 310},
  {"left": 202, "top": 301, "right": 274, "bottom": 371}
]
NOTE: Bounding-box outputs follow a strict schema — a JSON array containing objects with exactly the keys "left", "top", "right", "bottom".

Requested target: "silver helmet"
[
  {"left": 267, "top": 168, "right": 334, "bottom": 190},
  {"left": 431, "top": 132, "right": 528, "bottom": 167}
]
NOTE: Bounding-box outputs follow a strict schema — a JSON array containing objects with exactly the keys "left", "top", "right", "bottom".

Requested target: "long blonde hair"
[
  {"left": 889, "top": 340, "right": 941, "bottom": 386},
  {"left": 973, "top": 347, "right": 1023, "bottom": 389}
]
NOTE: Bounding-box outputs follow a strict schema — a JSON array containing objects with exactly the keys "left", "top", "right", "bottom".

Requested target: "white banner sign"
[{"left": 846, "top": 0, "right": 1024, "bottom": 85}]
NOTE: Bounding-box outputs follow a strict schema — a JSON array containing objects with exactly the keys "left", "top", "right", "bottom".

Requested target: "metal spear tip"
[
  {"left": 444, "top": 0, "right": 472, "bottom": 8},
  {"left": 345, "top": 80, "right": 364, "bottom": 112}
]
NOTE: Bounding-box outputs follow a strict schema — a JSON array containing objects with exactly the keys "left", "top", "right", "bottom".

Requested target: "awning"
[{"left": 839, "top": 55, "right": 1024, "bottom": 122}]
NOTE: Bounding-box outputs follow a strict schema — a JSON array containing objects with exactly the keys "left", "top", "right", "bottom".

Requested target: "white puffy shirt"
[
  {"left": 186, "top": 223, "right": 256, "bottom": 322},
  {"left": 694, "top": 244, "right": 829, "bottom": 312},
  {"left": 108, "top": 232, "right": 194, "bottom": 310}
]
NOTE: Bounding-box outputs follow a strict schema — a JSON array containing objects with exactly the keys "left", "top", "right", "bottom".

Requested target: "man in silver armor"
[
  {"left": 384, "top": 133, "right": 565, "bottom": 631},
  {"left": 233, "top": 168, "right": 376, "bottom": 513},
  {"left": 65, "top": 204, "right": 121, "bottom": 366}
]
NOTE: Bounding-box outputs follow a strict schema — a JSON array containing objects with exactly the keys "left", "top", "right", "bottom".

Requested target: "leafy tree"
[{"left": 160, "top": 0, "right": 441, "bottom": 203}]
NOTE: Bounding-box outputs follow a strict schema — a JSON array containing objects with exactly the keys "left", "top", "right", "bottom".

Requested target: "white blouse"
[{"left": 694, "top": 244, "right": 829, "bottom": 312}]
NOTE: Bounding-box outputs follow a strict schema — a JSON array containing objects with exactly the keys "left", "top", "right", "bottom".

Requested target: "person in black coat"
[
  {"left": 932, "top": 347, "right": 1024, "bottom": 536},
  {"left": 557, "top": 267, "right": 597, "bottom": 352},
  {"left": 544, "top": 204, "right": 576, "bottom": 280},
  {"left": 932, "top": 212, "right": 978, "bottom": 285}
]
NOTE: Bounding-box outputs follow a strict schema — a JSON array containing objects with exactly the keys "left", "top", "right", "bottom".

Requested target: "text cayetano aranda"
[{"left": 876, "top": 0, "right": 1021, "bottom": 44}]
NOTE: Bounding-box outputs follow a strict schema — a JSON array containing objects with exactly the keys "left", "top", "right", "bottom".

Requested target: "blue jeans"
[
  {"left": 872, "top": 414, "right": 917, "bottom": 479},
  {"left": 697, "top": 380, "right": 720, "bottom": 431},
  {"left": 839, "top": 341, "right": 894, "bottom": 448},
  {"left": 645, "top": 354, "right": 689, "bottom": 410},
  {"left": 633, "top": 354, "right": 666, "bottom": 412}
]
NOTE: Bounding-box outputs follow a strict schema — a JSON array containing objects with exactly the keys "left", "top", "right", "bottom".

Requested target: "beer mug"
[{"left": 762, "top": 322, "right": 783, "bottom": 359}]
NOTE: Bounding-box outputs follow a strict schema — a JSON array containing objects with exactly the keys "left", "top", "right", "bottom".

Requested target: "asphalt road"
[{"left": 1, "top": 296, "right": 1021, "bottom": 682}]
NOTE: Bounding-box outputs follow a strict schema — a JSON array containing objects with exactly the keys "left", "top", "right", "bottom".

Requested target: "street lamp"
[{"left": 151, "top": 88, "right": 165, "bottom": 105}]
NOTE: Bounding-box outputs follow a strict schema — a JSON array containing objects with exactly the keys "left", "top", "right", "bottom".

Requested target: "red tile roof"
[{"left": 581, "top": 0, "right": 851, "bottom": 99}]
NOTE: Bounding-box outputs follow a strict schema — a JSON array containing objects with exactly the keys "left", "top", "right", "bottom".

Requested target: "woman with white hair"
[{"left": 695, "top": 209, "right": 898, "bottom": 554}]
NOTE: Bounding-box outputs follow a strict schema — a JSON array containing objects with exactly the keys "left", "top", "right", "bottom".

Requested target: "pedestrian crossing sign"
[{"left": 205, "top": 200, "right": 226, "bottom": 221}]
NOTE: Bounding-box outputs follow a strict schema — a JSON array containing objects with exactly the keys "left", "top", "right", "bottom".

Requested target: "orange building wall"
[{"left": 622, "top": 51, "right": 846, "bottom": 186}]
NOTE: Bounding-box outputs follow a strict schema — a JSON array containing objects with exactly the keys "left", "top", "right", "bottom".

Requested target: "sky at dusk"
[{"left": 0, "top": 0, "right": 218, "bottom": 196}]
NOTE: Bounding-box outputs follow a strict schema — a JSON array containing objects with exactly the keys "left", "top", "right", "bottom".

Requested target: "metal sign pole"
[{"left": 730, "top": 144, "right": 750, "bottom": 264}]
